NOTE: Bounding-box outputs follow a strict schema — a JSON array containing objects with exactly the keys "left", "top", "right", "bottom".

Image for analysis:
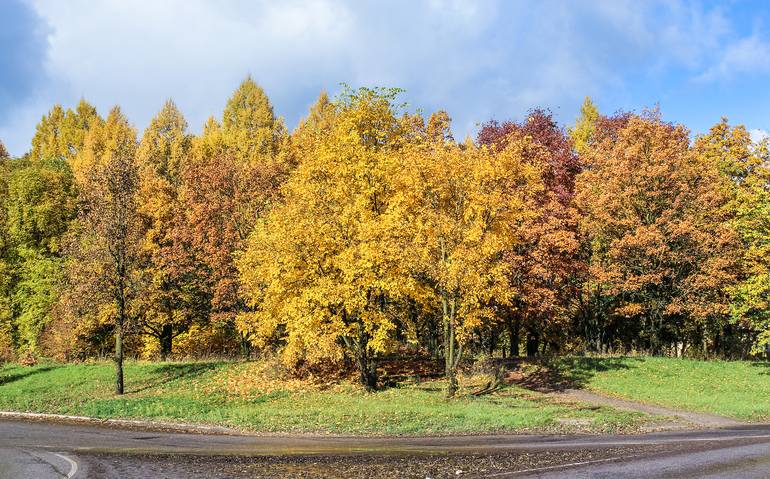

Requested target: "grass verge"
[
  {"left": 0, "top": 360, "right": 645, "bottom": 435},
  {"left": 527, "top": 356, "right": 770, "bottom": 422}
]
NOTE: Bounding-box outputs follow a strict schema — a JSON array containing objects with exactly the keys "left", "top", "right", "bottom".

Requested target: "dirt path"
[{"left": 551, "top": 388, "right": 744, "bottom": 428}]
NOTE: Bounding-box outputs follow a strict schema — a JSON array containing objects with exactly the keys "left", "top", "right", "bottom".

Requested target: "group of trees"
[{"left": 1, "top": 79, "right": 769, "bottom": 395}]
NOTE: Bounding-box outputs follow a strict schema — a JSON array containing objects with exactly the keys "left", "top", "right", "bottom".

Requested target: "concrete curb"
[{"left": 0, "top": 410, "right": 245, "bottom": 436}]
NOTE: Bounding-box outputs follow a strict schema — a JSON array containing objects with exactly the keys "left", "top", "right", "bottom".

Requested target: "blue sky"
[{"left": 1, "top": 0, "right": 769, "bottom": 156}]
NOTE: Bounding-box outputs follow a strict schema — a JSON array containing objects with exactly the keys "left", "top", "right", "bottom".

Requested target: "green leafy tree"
[
  {"left": 0, "top": 142, "right": 12, "bottom": 360},
  {"left": 6, "top": 156, "right": 75, "bottom": 353},
  {"left": 0, "top": 102, "right": 97, "bottom": 356}
]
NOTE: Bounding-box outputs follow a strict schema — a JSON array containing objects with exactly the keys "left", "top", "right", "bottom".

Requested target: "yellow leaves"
[
  {"left": 391, "top": 126, "right": 544, "bottom": 345},
  {"left": 74, "top": 107, "right": 137, "bottom": 191},
  {"left": 238, "top": 88, "right": 413, "bottom": 365},
  {"left": 237, "top": 87, "right": 547, "bottom": 368}
]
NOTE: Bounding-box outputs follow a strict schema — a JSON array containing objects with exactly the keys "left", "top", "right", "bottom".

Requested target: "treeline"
[{"left": 1, "top": 79, "right": 769, "bottom": 394}]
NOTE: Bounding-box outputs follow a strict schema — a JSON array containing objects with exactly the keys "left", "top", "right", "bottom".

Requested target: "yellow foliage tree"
[
  {"left": 391, "top": 114, "right": 544, "bottom": 395},
  {"left": 31, "top": 100, "right": 102, "bottom": 163},
  {"left": 238, "top": 87, "right": 413, "bottom": 389},
  {"left": 136, "top": 100, "right": 193, "bottom": 359}
]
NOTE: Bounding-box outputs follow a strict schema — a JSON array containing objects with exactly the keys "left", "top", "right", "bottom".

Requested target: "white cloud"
[
  {"left": 696, "top": 34, "right": 770, "bottom": 82},
  {"left": 0, "top": 0, "right": 764, "bottom": 155}
]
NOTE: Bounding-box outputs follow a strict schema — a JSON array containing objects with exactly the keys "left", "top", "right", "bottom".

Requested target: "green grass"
[
  {"left": 539, "top": 356, "right": 770, "bottom": 422},
  {"left": 0, "top": 360, "right": 644, "bottom": 435}
]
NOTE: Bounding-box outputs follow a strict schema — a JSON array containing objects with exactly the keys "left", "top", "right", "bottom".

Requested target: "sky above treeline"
[{"left": 1, "top": 0, "right": 770, "bottom": 156}]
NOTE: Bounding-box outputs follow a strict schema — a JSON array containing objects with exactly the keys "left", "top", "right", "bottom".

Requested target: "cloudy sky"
[{"left": 1, "top": 0, "right": 769, "bottom": 155}]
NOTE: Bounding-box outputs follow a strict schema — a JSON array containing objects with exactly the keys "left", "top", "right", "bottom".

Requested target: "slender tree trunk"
[
  {"left": 446, "top": 320, "right": 458, "bottom": 397},
  {"left": 115, "top": 304, "right": 125, "bottom": 395},
  {"left": 159, "top": 322, "right": 173, "bottom": 361},
  {"left": 443, "top": 294, "right": 460, "bottom": 397},
  {"left": 240, "top": 333, "right": 252, "bottom": 359},
  {"left": 488, "top": 328, "right": 496, "bottom": 356},
  {"left": 509, "top": 317, "right": 520, "bottom": 358},
  {"left": 356, "top": 344, "right": 377, "bottom": 392}
]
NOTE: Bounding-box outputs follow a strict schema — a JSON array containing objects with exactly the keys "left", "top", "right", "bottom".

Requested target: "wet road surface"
[{"left": 2, "top": 418, "right": 770, "bottom": 478}]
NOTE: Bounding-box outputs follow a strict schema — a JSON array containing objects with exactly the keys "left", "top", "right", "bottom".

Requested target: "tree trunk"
[
  {"left": 356, "top": 344, "right": 377, "bottom": 392},
  {"left": 240, "top": 334, "right": 252, "bottom": 359},
  {"left": 159, "top": 323, "right": 173, "bottom": 361},
  {"left": 488, "top": 328, "right": 496, "bottom": 356},
  {"left": 115, "top": 312, "right": 124, "bottom": 395},
  {"left": 443, "top": 294, "right": 460, "bottom": 397},
  {"left": 508, "top": 317, "right": 520, "bottom": 358},
  {"left": 526, "top": 331, "right": 539, "bottom": 357}
]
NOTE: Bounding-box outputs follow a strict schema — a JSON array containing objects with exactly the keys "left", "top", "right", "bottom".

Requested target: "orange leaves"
[{"left": 576, "top": 112, "right": 742, "bottom": 348}]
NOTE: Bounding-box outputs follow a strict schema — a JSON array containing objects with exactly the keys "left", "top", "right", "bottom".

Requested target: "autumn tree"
[
  {"left": 5, "top": 156, "right": 76, "bottom": 353},
  {"left": 478, "top": 110, "right": 583, "bottom": 356},
  {"left": 0, "top": 142, "right": 12, "bottom": 360},
  {"left": 576, "top": 112, "right": 740, "bottom": 355},
  {"left": 178, "top": 78, "right": 287, "bottom": 356},
  {"left": 0, "top": 102, "right": 100, "bottom": 358},
  {"left": 291, "top": 91, "right": 336, "bottom": 153},
  {"left": 392, "top": 113, "right": 544, "bottom": 395},
  {"left": 136, "top": 100, "right": 198, "bottom": 359},
  {"left": 238, "top": 87, "right": 412, "bottom": 389},
  {"left": 31, "top": 100, "right": 101, "bottom": 163},
  {"left": 695, "top": 119, "right": 770, "bottom": 356},
  {"left": 66, "top": 107, "right": 141, "bottom": 394},
  {"left": 569, "top": 96, "right": 599, "bottom": 156}
]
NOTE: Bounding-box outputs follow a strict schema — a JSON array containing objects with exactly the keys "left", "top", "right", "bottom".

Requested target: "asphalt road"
[{"left": 2, "top": 419, "right": 770, "bottom": 478}]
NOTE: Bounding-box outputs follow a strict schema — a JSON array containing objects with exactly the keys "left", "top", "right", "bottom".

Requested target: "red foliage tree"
[{"left": 478, "top": 110, "right": 583, "bottom": 355}]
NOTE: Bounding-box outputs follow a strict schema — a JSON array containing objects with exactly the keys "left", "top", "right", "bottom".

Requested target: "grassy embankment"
[
  {"left": 525, "top": 356, "right": 770, "bottom": 421},
  {"left": 0, "top": 359, "right": 642, "bottom": 435}
]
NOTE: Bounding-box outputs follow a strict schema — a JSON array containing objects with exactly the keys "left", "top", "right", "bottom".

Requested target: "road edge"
[{"left": 0, "top": 410, "right": 246, "bottom": 436}]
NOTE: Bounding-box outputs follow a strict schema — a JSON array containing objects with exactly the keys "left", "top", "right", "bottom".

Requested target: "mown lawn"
[
  {"left": 0, "top": 360, "right": 644, "bottom": 435},
  {"left": 537, "top": 356, "right": 770, "bottom": 422}
]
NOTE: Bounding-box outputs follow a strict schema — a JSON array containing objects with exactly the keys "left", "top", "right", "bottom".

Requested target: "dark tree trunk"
[
  {"left": 115, "top": 304, "right": 125, "bottom": 395},
  {"left": 240, "top": 332, "right": 252, "bottom": 359},
  {"left": 159, "top": 323, "right": 173, "bottom": 361},
  {"left": 488, "top": 329, "right": 497, "bottom": 356},
  {"left": 356, "top": 347, "right": 378, "bottom": 392},
  {"left": 508, "top": 317, "right": 520, "bottom": 358},
  {"left": 526, "top": 331, "right": 539, "bottom": 357}
]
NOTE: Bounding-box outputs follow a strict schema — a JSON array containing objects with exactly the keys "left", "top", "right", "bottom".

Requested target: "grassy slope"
[
  {"left": 0, "top": 361, "right": 643, "bottom": 435},
  {"left": 545, "top": 356, "right": 770, "bottom": 421}
]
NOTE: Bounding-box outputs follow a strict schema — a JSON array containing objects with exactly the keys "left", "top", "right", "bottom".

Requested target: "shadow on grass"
[
  {"left": 749, "top": 361, "right": 770, "bottom": 376},
  {"left": 0, "top": 366, "right": 59, "bottom": 387},
  {"left": 127, "top": 362, "right": 223, "bottom": 394},
  {"left": 506, "top": 357, "right": 642, "bottom": 392}
]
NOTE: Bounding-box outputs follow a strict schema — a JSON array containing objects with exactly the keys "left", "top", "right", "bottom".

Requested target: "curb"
[{"left": 0, "top": 410, "right": 245, "bottom": 436}]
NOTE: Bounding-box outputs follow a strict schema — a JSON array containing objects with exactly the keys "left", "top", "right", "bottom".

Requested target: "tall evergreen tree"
[
  {"left": 31, "top": 100, "right": 101, "bottom": 163},
  {"left": 222, "top": 76, "right": 286, "bottom": 165}
]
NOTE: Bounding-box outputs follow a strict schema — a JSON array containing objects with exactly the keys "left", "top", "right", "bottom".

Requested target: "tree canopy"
[{"left": 1, "top": 80, "right": 769, "bottom": 393}]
